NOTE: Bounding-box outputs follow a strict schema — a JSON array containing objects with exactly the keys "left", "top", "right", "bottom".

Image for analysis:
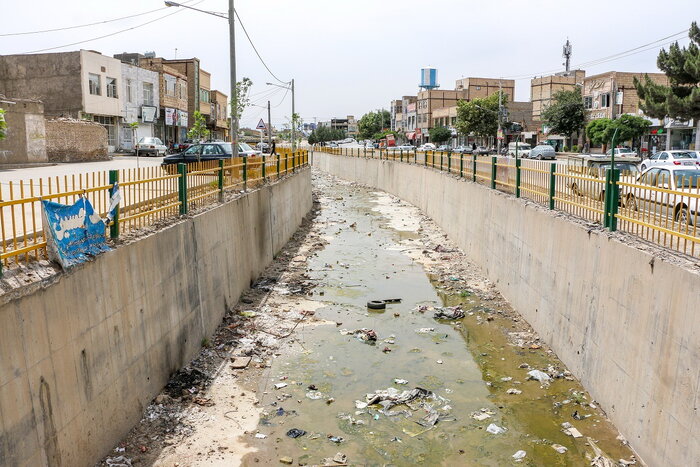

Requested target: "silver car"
[
  {"left": 640, "top": 150, "right": 700, "bottom": 171},
  {"left": 528, "top": 144, "right": 556, "bottom": 160}
]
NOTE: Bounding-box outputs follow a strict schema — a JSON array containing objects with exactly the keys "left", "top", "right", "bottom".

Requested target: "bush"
[
  {"left": 563, "top": 146, "right": 570, "bottom": 152},
  {"left": 572, "top": 145, "right": 579, "bottom": 152}
]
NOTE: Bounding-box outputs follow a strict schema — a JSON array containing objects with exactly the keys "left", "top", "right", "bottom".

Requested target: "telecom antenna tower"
[{"left": 562, "top": 39, "right": 572, "bottom": 72}]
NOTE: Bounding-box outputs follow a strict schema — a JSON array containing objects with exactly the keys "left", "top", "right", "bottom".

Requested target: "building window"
[
  {"left": 165, "top": 74, "right": 177, "bottom": 96},
  {"left": 88, "top": 73, "right": 101, "bottom": 95},
  {"left": 475, "top": 86, "right": 481, "bottom": 90},
  {"left": 126, "top": 79, "right": 133, "bottom": 103},
  {"left": 601, "top": 93, "right": 610, "bottom": 108},
  {"left": 93, "top": 115, "right": 116, "bottom": 146},
  {"left": 200, "top": 88, "right": 210, "bottom": 103},
  {"left": 584, "top": 96, "right": 593, "bottom": 109},
  {"left": 106, "top": 77, "right": 118, "bottom": 98},
  {"left": 143, "top": 82, "right": 154, "bottom": 106},
  {"left": 178, "top": 82, "right": 186, "bottom": 99}
]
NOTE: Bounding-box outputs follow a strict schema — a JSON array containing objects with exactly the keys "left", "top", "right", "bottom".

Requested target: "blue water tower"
[{"left": 420, "top": 67, "right": 439, "bottom": 90}]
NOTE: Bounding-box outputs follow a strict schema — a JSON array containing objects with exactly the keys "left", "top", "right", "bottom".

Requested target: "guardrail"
[
  {"left": 313, "top": 145, "right": 700, "bottom": 258},
  {"left": 0, "top": 148, "right": 309, "bottom": 272}
]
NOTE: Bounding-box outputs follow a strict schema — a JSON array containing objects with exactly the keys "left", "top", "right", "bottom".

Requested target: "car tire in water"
[
  {"left": 367, "top": 300, "right": 386, "bottom": 310},
  {"left": 625, "top": 194, "right": 638, "bottom": 211},
  {"left": 675, "top": 205, "right": 691, "bottom": 226}
]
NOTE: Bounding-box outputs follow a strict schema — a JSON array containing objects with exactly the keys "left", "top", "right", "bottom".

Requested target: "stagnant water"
[{"left": 244, "top": 174, "right": 636, "bottom": 466}]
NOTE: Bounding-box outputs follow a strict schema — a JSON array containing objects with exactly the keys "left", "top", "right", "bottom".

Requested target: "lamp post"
[
  {"left": 266, "top": 80, "right": 295, "bottom": 150},
  {"left": 164, "top": 0, "right": 238, "bottom": 158}
]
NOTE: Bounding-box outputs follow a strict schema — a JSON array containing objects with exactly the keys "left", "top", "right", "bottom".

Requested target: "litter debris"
[
  {"left": 416, "top": 328, "right": 436, "bottom": 334},
  {"left": 333, "top": 452, "right": 348, "bottom": 464},
  {"left": 230, "top": 356, "right": 252, "bottom": 369},
  {"left": 486, "top": 423, "right": 506, "bottom": 435},
  {"left": 506, "top": 388, "right": 522, "bottom": 395},
  {"left": 433, "top": 306, "right": 465, "bottom": 319},
  {"left": 279, "top": 456, "right": 294, "bottom": 464},
  {"left": 347, "top": 328, "right": 378, "bottom": 342},
  {"left": 527, "top": 369, "right": 552, "bottom": 385},
  {"left": 106, "top": 456, "right": 132, "bottom": 467},
  {"left": 382, "top": 347, "right": 392, "bottom": 353},
  {"left": 306, "top": 391, "right": 323, "bottom": 400},
  {"left": 394, "top": 379, "right": 409, "bottom": 385},
  {"left": 286, "top": 428, "right": 307, "bottom": 438},
  {"left": 254, "top": 433, "right": 267, "bottom": 439},
  {"left": 274, "top": 383, "right": 288, "bottom": 390},
  {"left": 552, "top": 444, "right": 568, "bottom": 454},
  {"left": 436, "top": 360, "right": 443, "bottom": 364},
  {"left": 328, "top": 435, "right": 345, "bottom": 443},
  {"left": 471, "top": 408, "right": 494, "bottom": 421},
  {"left": 500, "top": 376, "right": 512, "bottom": 382},
  {"left": 383, "top": 298, "right": 402, "bottom": 303},
  {"left": 367, "top": 300, "right": 386, "bottom": 310},
  {"left": 561, "top": 422, "right": 583, "bottom": 438},
  {"left": 512, "top": 450, "right": 527, "bottom": 460}
]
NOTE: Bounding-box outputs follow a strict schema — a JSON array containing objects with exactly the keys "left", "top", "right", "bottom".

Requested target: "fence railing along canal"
[
  {"left": 0, "top": 148, "right": 309, "bottom": 272},
  {"left": 314, "top": 146, "right": 700, "bottom": 259}
]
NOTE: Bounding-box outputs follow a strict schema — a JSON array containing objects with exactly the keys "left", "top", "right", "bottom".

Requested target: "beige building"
[
  {"left": 162, "top": 58, "right": 212, "bottom": 131},
  {"left": 455, "top": 77, "right": 514, "bottom": 102},
  {"left": 210, "top": 90, "right": 229, "bottom": 140},
  {"left": 582, "top": 71, "right": 668, "bottom": 121},
  {"left": 531, "top": 70, "right": 585, "bottom": 121},
  {"left": 416, "top": 89, "right": 468, "bottom": 137},
  {"left": 0, "top": 50, "right": 125, "bottom": 151}
]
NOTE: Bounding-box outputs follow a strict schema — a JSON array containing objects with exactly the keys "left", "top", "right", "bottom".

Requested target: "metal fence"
[
  {"left": 314, "top": 146, "right": 700, "bottom": 259},
  {"left": 0, "top": 148, "right": 309, "bottom": 272}
]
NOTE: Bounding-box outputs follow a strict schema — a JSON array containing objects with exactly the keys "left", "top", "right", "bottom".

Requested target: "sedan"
[
  {"left": 436, "top": 145, "right": 451, "bottom": 151},
  {"left": 622, "top": 166, "right": 700, "bottom": 225},
  {"left": 453, "top": 146, "right": 473, "bottom": 154},
  {"left": 161, "top": 142, "right": 260, "bottom": 166},
  {"left": 135, "top": 137, "right": 167, "bottom": 156},
  {"left": 640, "top": 150, "right": 699, "bottom": 171},
  {"left": 528, "top": 145, "right": 556, "bottom": 160}
]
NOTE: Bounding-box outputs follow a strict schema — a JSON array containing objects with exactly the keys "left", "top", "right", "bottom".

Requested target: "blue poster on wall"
[{"left": 41, "top": 197, "right": 111, "bottom": 269}]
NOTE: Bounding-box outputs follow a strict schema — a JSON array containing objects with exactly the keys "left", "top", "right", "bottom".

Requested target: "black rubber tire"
[{"left": 367, "top": 300, "right": 386, "bottom": 310}]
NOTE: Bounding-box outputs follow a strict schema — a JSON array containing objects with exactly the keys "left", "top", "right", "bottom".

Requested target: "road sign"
[{"left": 256, "top": 119, "right": 267, "bottom": 130}]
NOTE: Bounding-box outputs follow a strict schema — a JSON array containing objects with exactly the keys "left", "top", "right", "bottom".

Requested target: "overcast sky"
[{"left": 2, "top": 0, "right": 697, "bottom": 129}]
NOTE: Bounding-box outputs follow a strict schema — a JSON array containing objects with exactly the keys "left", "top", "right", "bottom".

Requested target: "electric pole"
[
  {"left": 497, "top": 80, "right": 503, "bottom": 155},
  {"left": 267, "top": 100, "right": 272, "bottom": 149},
  {"left": 291, "top": 79, "right": 295, "bottom": 151},
  {"left": 229, "top": 0, "right": 238, "bottom": 157}
]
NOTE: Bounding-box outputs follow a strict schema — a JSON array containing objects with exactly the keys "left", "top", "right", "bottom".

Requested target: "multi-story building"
[
  {"left": 118, "top": 63, "right": 160, "bottom": 151},
  {"left": 404, "top": 102, "right": 417, "bottom": 142},
  {"left": 161, "top": 58, "right": 212, "bottom": 133},
  {"left": 400, "top": 96, "right": 416, "bottom": 132},
  {"left": 530, "top": 71, "right": 585, "bottom": 122},
  {"left": 328, "top": 116, "right": 358, "bottom": 137},
  {"left": 416, "top": 89, "right": 468, "bottom": 143},
  {"left": 0, "top": 50, "right": 125, "bottom": 152},
  {"left": 390, "top": 99, "right": 402, "bottom": 131},
  {"left": 454, "top": 77, "right": 514, "bottom": 102},
  {"left": 583, "top": 71, "right": 670, "bottom": 151},
  {"left": 210, "top": 90, "right": 229, "bottom": 141},
  {"left": 128, "top": 56, "right": 189, "bottom": 145}
]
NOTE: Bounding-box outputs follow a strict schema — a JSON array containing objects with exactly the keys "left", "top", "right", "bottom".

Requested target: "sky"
[{"left": 2, "top": 0, "right": 698, "bottom": 129}]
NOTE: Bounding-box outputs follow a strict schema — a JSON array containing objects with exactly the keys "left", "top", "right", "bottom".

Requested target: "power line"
[
  {"left": 233, "top": 9, "right": 288, "bottom": 84},
  {"left": 19, "top": 1, "right": 204, "bottom": 54},
  {"left": 0, "top": 1, "right": 196, "bottom": 37}
]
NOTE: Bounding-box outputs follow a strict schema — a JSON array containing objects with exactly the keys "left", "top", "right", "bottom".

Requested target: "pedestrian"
[
  {"left": 270, "top": 140, "right": 276, "bottom": 155},
  {"left": 472, "top": 142, "right": 476, "bottom": 151}
]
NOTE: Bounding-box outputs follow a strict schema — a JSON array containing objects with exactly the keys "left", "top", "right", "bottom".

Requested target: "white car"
[
  {"left": 622, "top": 165, "right": 700, "bottom": 225},
  {"left": 135, "top": 137, "right": 167, "bottom": 156},
  {"left": 640, "top": 150, "right": 699, "bottom": 171},
  {"left": 395, "top": 144, "right": 414, "bottom": 151},
  {"left": 417, "top": 143, "right": 437, "bottom": 151},
  {"left": 606, "top": 147, "right": 638, "bottom": 158}
]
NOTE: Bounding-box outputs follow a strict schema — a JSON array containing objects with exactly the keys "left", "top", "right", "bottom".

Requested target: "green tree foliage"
[
  {"left": 634, "top": 22, "right": 700, "bottom": 122},
  {"left": 429, "top": 126, "right": 452, "bottom": 144},
  {"left": 187, "top": 110, "right": 210, "bottom": 140},
  {"left": 231, "top": 77, "right": 253, "bottom": 124},
  {"left": 586, "top": 115, "right": 651, "bottom": 147},
  {"left": 586, "top": 119, "right": 612, "bottom": 146},
  {"left": 358, "top": 110, "right": 391, "bottom": 140},
  {"left": 455, "top": 93, "right": 506, "bottom": 138},
  {"left": 0, "top": 109, "right": 7, "bottom": 141},
  {"left": 308, "top": 126, "right": 346, "bottom": 144},
  {"left": 541, "top": 87, "right": 586, "bottom": 138}
]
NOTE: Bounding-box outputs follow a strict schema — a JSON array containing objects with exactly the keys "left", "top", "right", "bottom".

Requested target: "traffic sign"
[{"left": 256, "top": 119, "right": 267, "bottom": 130}]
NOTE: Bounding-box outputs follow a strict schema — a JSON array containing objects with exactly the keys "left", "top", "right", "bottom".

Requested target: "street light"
[
  {"left": 165, "top": 0, "right": 238, "bottom": 158},
  {"left": 266, "top": 80, "right": 295, "bottom": 151}
]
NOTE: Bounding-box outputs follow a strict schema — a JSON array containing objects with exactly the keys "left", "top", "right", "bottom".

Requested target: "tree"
[
  {"left": 429, "top": 126, "right": 452, "bottom": 144},
  {"left": 358, "top": 110, "right": 390, "bottom": 140},
  {"left": 231, "top": 77, "right": 253, "bottom": 136},
  {"left": 455, "top": 93, "right": 505, "bottom": 139},
  {"left": 610, "top": 114, "right": 651, "bottom": 144},
  {"left": 308, "top": 126, "right": 346, "bottom": 144},
  {"left": 187, "top": 110, "right": 210, "bottom": 141},
  {"left": 541, "top": 87, "right": 586, "bottom": 145},
  {"left": 0, "top": 109, "right": 6, "bottom": 141},
  {"left": 634, "top": 22, "right": 700, "bottom": 149}
]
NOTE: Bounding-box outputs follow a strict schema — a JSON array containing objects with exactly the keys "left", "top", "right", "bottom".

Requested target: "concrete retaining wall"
[
  {"left": 313, "top": 152, "right": 699, "bottom": 467},
  {"left": 0, "top": 169, "right": 312, "bottom": 467}
]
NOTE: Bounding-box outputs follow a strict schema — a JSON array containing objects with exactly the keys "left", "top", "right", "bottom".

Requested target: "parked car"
[
  {"left": 255, "top": 142, "right": 270, "bottom": 152},
  {"left": 395, "top": 144, "right": 413, "bottom": 150},
  {"left": 606, "top": 147, "right": 638, "bottom": 158},
  {"left": 621, "top": 166, "right": 700, "bottom": 224},
  {"left": 135, "top": 137, "right": 167, "bottom": 156},
  {"left": 328, "top": 142, "right": 339, "bottom": 148},
  {"left": 365, "top": 142, "right": 375, "bottom": 149},
  {"left": 567, "top": 154, "right": 641, "bottom": 201},
  {"left": 640, "top": 150, "right": 700, "bottom": 171},
  {"left": 453, "top": 145, "right": 473, "bottom": 154},
  {"left": 417, "top": 143, "right": 437, "bottom": 151},
  {"left": 436, "top": 145, "right": 451, "bottom": 151},
  {"left": 473, "top": 146, "right": 492, "bottom": 155},
  {"left": 161, "top": 142, "right": 260, "bottom": 167},
  {"left": 528, "top": 144, "right": 556, "bottom": 160},
  {"left": 507, "top": 142, "right": 532, "bottom": 158}
]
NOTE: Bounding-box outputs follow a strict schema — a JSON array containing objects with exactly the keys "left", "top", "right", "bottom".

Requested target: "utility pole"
[
  {"left": 497, "top": 80, "right": 503, "bottom": 155},
  {"left": 267, "top": 100, "right": 272, "bottom": 149},
  {"left": 291, "top": 78, "right": 295, "bottom": 151},
  {"left": 229, "top": 0, "right": 238, "bottom": 158}
]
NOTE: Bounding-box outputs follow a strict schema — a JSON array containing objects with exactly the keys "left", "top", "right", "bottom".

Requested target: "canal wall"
[
  {"left": 0, "top": 169, "right": 312, "bottom": 467},
  {"left": 312, "top": 152, "right": 698, "bottom": 467}
]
